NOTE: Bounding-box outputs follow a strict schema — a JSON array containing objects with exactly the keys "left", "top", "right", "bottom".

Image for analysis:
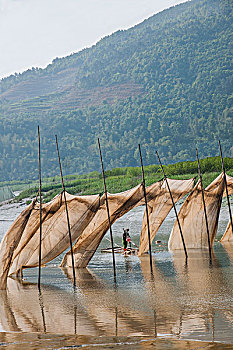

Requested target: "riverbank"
[{"left": 4, "top": 157, "right": 233, "bottom": 203}]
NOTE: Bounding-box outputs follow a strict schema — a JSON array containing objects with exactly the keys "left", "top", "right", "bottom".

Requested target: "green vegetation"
[
  {"left": 0, "top": 187, "right": 14, "bottom": 202},
  {"left": 1, "top": 155, "right": 231, "bottom": 203},
  {"left": 0, "top": 0, "right": 232, "bottom": 181}
]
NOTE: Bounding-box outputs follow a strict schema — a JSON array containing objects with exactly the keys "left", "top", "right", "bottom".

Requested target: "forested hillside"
[{"left": 0, "top": 0, "right": 232, "bottom": 181}]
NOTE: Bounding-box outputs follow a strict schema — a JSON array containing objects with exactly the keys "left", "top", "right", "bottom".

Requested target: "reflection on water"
[
  {"left": 0, "top": 202, "right": 233, "bottom": 346},
  {"left": 0, "top": 247, "right": 232, "bottom": 344}
]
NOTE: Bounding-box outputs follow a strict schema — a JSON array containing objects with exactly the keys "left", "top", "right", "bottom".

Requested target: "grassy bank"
[{"left": 1, "top": 156, "right": 233, "bottom": 203}]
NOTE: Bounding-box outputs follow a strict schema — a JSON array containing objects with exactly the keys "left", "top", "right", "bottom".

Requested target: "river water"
[{"left": 0, "top": 199, "right": 232, "bottom": 349}]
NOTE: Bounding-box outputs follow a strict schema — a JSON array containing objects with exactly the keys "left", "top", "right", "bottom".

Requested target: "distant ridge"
[{"left": 0, "top": 0, "right": 232, "bottom": 181}]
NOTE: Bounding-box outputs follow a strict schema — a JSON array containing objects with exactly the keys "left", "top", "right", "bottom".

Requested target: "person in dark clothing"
[
  {"left": 126, "top": 229, "right": 131, "bottom": 248},
  {"left": 122, "top": 228, "right": 128, "bottom": 251}
]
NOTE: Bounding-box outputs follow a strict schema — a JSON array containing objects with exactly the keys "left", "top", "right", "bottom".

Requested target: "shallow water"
[{"left": 0, "top": 200, "right": 232, "bottom": 348}]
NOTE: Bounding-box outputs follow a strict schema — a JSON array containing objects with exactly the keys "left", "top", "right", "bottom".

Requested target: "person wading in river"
[
  {"left": 126, "top": 229, "right": 131, "bottom": 248},
  {"left": 122, "top": 228, "right": 128, "bottom": 253}
]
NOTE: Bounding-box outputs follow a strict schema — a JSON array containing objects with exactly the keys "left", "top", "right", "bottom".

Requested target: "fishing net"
[
  {"left": 220, "top": 174, "right": 233, "bottom": 242},
  {"left": 168, "top": 174, "right": 225, "bottom": 250},
  {"left": 0, "top": 192, "right": 100, "bottom": 288},
  {"left": 61, "top": 182, "right": 163, "bottom": 268},
  {"left": 138, "top": 178, "right": 195, "bottom": 256}
]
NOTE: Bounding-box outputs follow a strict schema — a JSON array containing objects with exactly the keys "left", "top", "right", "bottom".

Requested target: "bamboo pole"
[
  {"left": 196, "top": 148, "right": 212, "bottom": 261},
  {"left": 138, "top": 144, "right": 153, "bottom": 272},
  {"left": 55, "top": 135, "right": 76, "bottom": 287},
  {"left": 38, "top": 126, "right": 42, "bottom": 290},
  {"left": 97, "top": 138, "right": 116, "bottom": 284},
  {"left": 156, "top": 151, "right": 188, "bottom": 261},
  {"left": 219, "top": 140, "right": 233, "bottom": 236}
]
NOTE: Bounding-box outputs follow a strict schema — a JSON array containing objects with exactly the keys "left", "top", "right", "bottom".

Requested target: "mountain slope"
[{"left": 0, "top": 0, "right": 232, "bottom": 181}]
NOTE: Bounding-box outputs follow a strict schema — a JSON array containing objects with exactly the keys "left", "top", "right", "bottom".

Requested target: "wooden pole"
[
  {"left": 219, "top": 140, "right": 233, "bottom": 236},
  {"left": 97, "top": 138, "right": 116, "bottom": 284},
  {"left": 156, "top": 151, "right": 188, "bottom": 261},
  {"left": 38, "top": 125, "right": 42, "bottom": 290},
  {"left": 138, "top": 144, "right": 153, "bottom": 272},
  {"left": 55, "top": 135, "right": 76, "bottom": 287},
  {"left": 196, "top": 148, "right": 212, "bottom": 262}
]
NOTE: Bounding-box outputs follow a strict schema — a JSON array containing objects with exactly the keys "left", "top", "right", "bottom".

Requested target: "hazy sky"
[{"left": 0, "top": 0, "right": 187, "bottom": 79}]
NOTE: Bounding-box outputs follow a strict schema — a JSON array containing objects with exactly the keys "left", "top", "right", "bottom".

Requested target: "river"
[{"left": 0, "top": 199, "right": 232, "bottom": 349}]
